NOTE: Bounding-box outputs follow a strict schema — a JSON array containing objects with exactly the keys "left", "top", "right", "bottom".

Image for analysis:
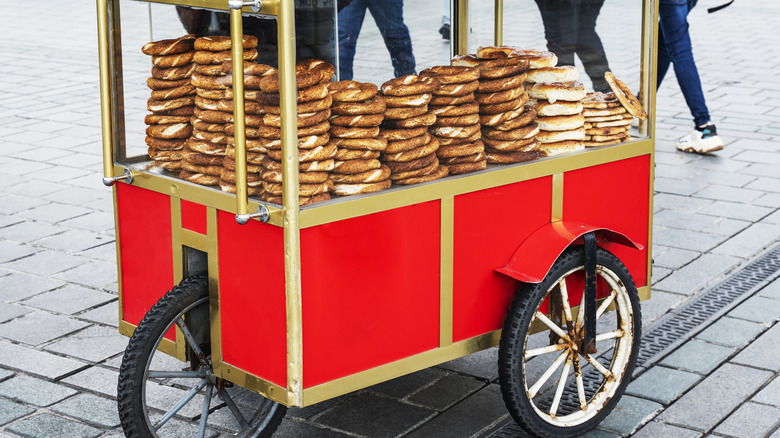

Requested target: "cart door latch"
[
  {"left": 228, "top": 0, "right": 262, "bottom": 11},
  {"left": 583, "top": 232, "right": 598, "bottom": 355}
]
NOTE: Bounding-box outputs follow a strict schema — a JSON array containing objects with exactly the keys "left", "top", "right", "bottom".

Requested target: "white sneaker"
[{"left": 676, "top": 124, "right": 724, "bottom": 154}]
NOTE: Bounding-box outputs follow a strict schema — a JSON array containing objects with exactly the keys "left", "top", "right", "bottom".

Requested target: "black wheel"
[
  {"left": 498, "top": 246, "right": 641, "bottom": 438},
  {"left": 118, "top": 275, "right": 286, "bottom": 437}
]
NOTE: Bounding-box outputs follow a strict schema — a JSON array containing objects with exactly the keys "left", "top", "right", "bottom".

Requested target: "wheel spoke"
[
  {"left": 573, "top": 355, "right": 587, "bottom": 410},
  {"left": 574, "top": 292, "right": 586, "bottom": 333},
  {"left": 595, "top": 329, "right": 624, "bottom": 342},
  {"left": 218, "top": 387, "right": 250, "bottom": 429},
  {"left": 534, "top": 311, "right": 570, "bottom": 341},
  {"left": 583, "top": 354, "right": 614, "bottom": 380},
  {"left": 525, "top": 343, "right": 568, "bottom": 359},
  {"left": 595, "top": 290, "right": 617, "bottom": 320},
  {"left": 528, "top": 350, "right": 569, "bottom": 398},
  {"left": 154, "top": 378, "right": 208, "bottom": 431},
  {"left": 549, "top": 352, "right": 573, "bottom": 416},
  {"left": 557, "top": 279, "right": 573, "bottom": 325},
  {"left": 176, "top": 317, "right": 211, "bottom": 367},
  {"left": 197, "top": 384, "right": 213, "bottom": 438},
  {"left": 148, "top": 370, "right": 208, "bottom": 379}
]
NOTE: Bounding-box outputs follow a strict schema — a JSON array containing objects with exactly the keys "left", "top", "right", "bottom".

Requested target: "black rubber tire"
[
  {"left": 498, "top": 246, "right": 641, "bottom": 438},
  {"left": 117, "top": 275, "right": 286, "bottom": 437}
]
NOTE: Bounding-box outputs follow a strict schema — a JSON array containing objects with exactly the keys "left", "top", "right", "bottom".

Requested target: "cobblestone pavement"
[{"left": 1, "top": 0, "right": 779, "bottom": 437}]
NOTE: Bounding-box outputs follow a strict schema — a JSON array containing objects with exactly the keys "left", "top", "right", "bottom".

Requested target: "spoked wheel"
[
  {"left": 117, "top": 275, "right": 286, "bottom": 437},
  {"left": 499, "top": 246, "right": 641, "bottom": 438}
]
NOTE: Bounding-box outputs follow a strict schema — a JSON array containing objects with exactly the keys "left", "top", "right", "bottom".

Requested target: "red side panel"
[
  {"left": 563, "top": 156, "right": 650, "bottom": 287},
  {"left": 452, "top": 177, "right": 552, "bottom": 342},
  {"left": 181, "top": 199, "right": 207, "bottom": 234},
  {"left": 116, "top": 184, "right": 174, "bottom": 326},
  {"left": 301, "top": 202, "right": 441, "bottom": 388},
  {"left": 218, "top": 211, "right": 287, "bottom": 387}
]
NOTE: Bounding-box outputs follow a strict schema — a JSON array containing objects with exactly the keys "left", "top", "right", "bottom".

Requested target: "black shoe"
[{"left": 439, "top": 23, "right": 450, "bottom": 40}]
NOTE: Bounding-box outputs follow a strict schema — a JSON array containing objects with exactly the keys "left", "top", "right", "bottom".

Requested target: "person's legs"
[
  {"left": 338, "top": 0, "right": 368, "bottom": 80},
  {"left": 366, "top": 0, "right": 416, "bottom": 78},
  {"left": 534, "top": 0, "right": 577, "bottom": 66},
  {"left": 574, "top": 0, "right": 611, "bottom": 92},
  {"left": 656, "top": 20, "right": 671, "bottom": 87},
  {"left": 440, "top": 0, "right": 450, "bottom": 40}
]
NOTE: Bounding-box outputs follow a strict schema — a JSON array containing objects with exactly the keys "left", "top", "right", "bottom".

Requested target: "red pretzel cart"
[{"left": 96, "top": 0, "right": 658, "bottom": 436}]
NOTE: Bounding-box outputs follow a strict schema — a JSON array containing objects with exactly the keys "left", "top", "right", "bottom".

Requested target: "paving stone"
[
  {"left": 713, "top": 401, "right": 780, "bottom": 438},
  {"left": 0, "top": 398, "right": 34, "bottom": 426},
  {"left": 78, "top": 241, "right": 118, "bottom": 262},
  {"left": 632, "top": 421, "right": 703, "bottom": 438},
  {"left": 653, "top": 253, "right": 741, "bottom": 296},
  {"left": 652, "top": 228, "right": 728, "bottom": 253},
  {"left": 698, "top": 201, "right": 773, "bottom": 222},
  {"left": 407, "top": 373, "right": 485, "bottom": 411},
  {"left": 32, "top": 228, "right": 112, "bottom": 252},
  {"left": 0, "top": 194, "right": 48, "bottom": 215},
  {"left": 316, "top": 392, "right": 435, "bottom": 437},
  {"left": 0, "top": 375, "right": 78, "bottom": 406},
  {"left": 640, "top": 290, "right": 686, "bottom": 325},
  {"left": 367, "top": 368, "right": 447, "bottom": 400},
  {"left": 45, "top": 328, "right": 128, "bottom": 363},
  {"left": 22, "top": 284, "right": 115, "bottom": 314},
  {"left": 652, "top": 246, "right": 701, "bottom": 270},
  {"left": 580, "top": 429, "right": 622, "bottom": 438},
  {"left": 405, "top": 384, "right": 506, "bottom": 438},
  {"left": 0, "top": 220, "right": 65, "bottom": 243},
  {"left": 657, "top": 363, "right": 772, "bottom": 431},
  {"left": 0, "top": 272, "right": 66, "bottom": 302},
  {"left": 0, "top": 302, "right": 32, "bottom": 323},
  {"left": 595, "top": 395, "right": 663, "bottom": 437},
  {"left": 2, "top": 249, "right": 87, "bottom": 276},
  {"left": 0, "top": 367, "right": 14, "bottom": 382},
  {"left": 695, "top": 316, "right": 767, "bottom": 348},
  {"left": 0, "top": 340, "right": 86, "bottom": 380},
  {"left": 436, "top": 346, "right": 499, "bottom": 381},
  {"left": 274, "top": 418, "right": 350, "bottom": 437},
  {"left": 660, "top": 339, "right": 735, "bottom": 374},
  {"left": 76, "top": 302, "right": 119, "bottom": 327},
  {"left": 728, "top": 296, "right": 780, "bottom": 325},
  {"left": 0, "top": 311, "right": 90, "bottom": 346},
  {"left": 58, "top": 211, "right": 114, "bottom": 232},
  {"left": 626, "top": 366, "right": 701, "bottom": 404},
  {"left": 53, "top": 259, "right": 119, "bottom": 289},
  {"left": 4, "top": 178, "right": 69, "bottom": 198},
  {"left": 0, "top": 240, "right": 37, "bottom": 264},
  {"left": 51, "top": 393, "right": 121, "bottom": 428},
  {"left": 652, "top": 193, "right": 714, "bottom": 213},
  {"left": 5, "top": 413, "right": 102, "bottom": 438},
  {"left": 61, "top": 366, "right": 119, "bottom": 398},
  {"left": 731, "top": 323, "right": 780, "bottom": 372},
  {"left": 752, "top": 377, "right": 780, "bottom": 407},
  {"left": 41, "top": 186, "right": 105, "bottom": 205},
  {"left": 713, "top": 223, "right": 780, "bottom": 259}
]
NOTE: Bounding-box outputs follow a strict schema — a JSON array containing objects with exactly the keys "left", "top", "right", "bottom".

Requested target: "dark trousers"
[{"left": 534, "top": 0, "right": 611, "bottom": 93}]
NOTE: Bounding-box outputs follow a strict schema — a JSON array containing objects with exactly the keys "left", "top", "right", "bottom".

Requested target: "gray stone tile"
[
  {"left": 728, "top": 296, "right": 780, "bottom": 325},
  {"left": 653, "top": 253, "right": 741, "bottom": 296},
  {"left": 652, "top": 246, "right": 700, "bottom": 270},
  {"left": 436, "top": 346, "right": 499, "bottom": 381},
  {"left": 53, "top": 259, "right": 118, "bottom": 289},
  {"left": 0, "top": 220, "right": 65, "bottom": 243},
  {"left": 0, "top": 368, "right": 13, "bottom": 382},
  {"left": 0, "top": 375, "right": 78, "bottom": 407},
  {"left": 0, "top": 240, "right": 37, "bottom": 264},
  {"left": 595, "top": 395, "right": 663, "bottom": 437},
  {"left": 752, "top": 377, "right": 780, "bottom": 407},
  {"left": 22, "top": 284, "right": 115, "bottom": 314},
  {"left": 731, "top": 323, "right": 780, "bottom": 372},
  {"left": 367, "top": 368, "right": 447, "bottom": 400},
  {"left": 713, "top": 401, "right": 780, "bottom": 438},
  {"left": 32, "top": 228, "right": 111, "bottom": 253},
  {"left": 78, "top": 241, "right": 118, "bottom": 262},
  {"left": 274, "top": 418, "right": 350, "bottom": 437},
  {"left": 695, "top": 316, "right": 767, "bottom": 348},
  {"left": 51, "top": 393, "right": 121, "bottom": 428},
  {"left": 712, "top": 223, "right": 780, "bottom": 259},
  {"left": 407, "top": 373, "right": 485, "bottom": 411},
  {"left": 654, "top": 210, "right": 718, "bottom": 232},
  {"left": 656, "top": 363, "right": 772, "bottom": 431},
  {"left": 652, "top": 228, "right": 727, "bottom": 253},
  {"left": 314, "top": 392, "right": 435, "bottom": 437},
  {"left": 640, "top": 290, "right": 686, "bottom": 325},
  {"left": 706, "top": 217, "right": 751, "bottom": 237},
  {"left": 632, "top": 421, "right": 703, "bottom": 438},
  {"left": 0, "top": 194, "right": 48, "bottom": 215},
  {"left": 5, "top": 413, "right": 102, "bottom": 438},
  {"left": 76, "top": 302, "right": 119, "bottom": 327},
  {"left": 61, "top": 366, "right": 119, "bottom": 398},
  {"left": 41, "top": 186, "right": 106, "bottom": 205},
  {"left": 579, "top": 429, "right": 622, "bottom": 438},
  {"left": 693, "top": 185, "right": 764, "bottom": 204},
  {"left": 45, "top": 328, "right": 128, "bottom": 363},
  {"left": 698, "top": 201, "right": 773, "bottom": 221},
  {"left": 0, "top": 311, "right": 90, "bottom": 346},
  {"left": 660, "top": 339, "right": 735, "bottom": 374},
  {"left": 653, "top": 193, "right": 714, "bottom": 213},
  {"left": 758, "top": 280, "right": 780, "bottom": 300},
  {"left": 58, "top": 211, "right": 114, "bottom": 232},
  {"left": 4, "top": 179, "right": 69, "bottom": 198},
  {"left": 0, "top": 303, "right": 32, "bottom": 323},
  {"left": 405, "top": 384, "right": 507, "bottom": 438},
  {"left": 626, "top": 366, "right": 701, "bottom": 405},
  {"left": 0, "top": 340, "right": 87, "bottom": 380},
  {"left": 2, "top": 250, "right": 87, "bottom": 276},
  {"left": 0, "top": 398, "right": 35, "bottom": 427},
  {"left": 0, "top": 272, "right": 66, "bottom": 302}
]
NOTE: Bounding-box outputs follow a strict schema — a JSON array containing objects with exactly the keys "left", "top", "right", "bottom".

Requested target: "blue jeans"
[
  {"left": 338, "top": 0, "right": 416, "bottom": 80},
  {"left": 657, "top": 0, "right": 710, "bottom": 126}
]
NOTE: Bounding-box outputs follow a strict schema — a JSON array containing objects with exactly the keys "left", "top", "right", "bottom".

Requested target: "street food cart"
[{"left": 96, "top": 0, "right": 657, "bottom": 436}]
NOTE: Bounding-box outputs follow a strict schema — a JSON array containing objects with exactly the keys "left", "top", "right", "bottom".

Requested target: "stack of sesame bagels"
[
  {"left": 379, "top": 75, "right": 449, "bottom": 185},
  {"left": 257, "top": 59, "right": 337, "bottom": 205},
  {"left": 419, "top": 65, "right": 486, "bottom": 175},
  {"left": 326, "top": 80, "right": 391, "bottom": 196},
  {"left": 142, "top": 35, "right": 197, "bottom": 173}
]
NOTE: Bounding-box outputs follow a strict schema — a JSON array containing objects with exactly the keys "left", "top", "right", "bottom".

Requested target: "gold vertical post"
[
  {"left": 494, "top": 0, "right": 503, "bottom": 46},
  {"left": 453, "top": 0, "right": 469, "bottom": 56},
  {"left": 277, "top": 0, "right": 303, "bottom": 407},
  {"left": 551, "top": 173, "right": 563, "bottom": 222},
  {"left": 642, "top": 0, "right": 658, "bottom": 292},
  {"left": 440, "top": 197, "right": 454, "bottom": 347},
  {"left": 96, "top": 0, "right": 115, "bottom": 180},
  {"left": 230, "top": 8, "right": 249, "bottom": 217}
]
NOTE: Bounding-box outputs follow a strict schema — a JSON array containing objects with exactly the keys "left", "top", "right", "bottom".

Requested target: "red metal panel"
[
  {"left": 301, "top": 202, "right": 441, "bottom": 388},
  {"left": 217, "top": 211, "right": 287, "bottom": 387},
  {"left": 116, "top": 184, "right": 174, "bottom": 326},
  {"left": 181, "top": 199, "right": 207, "bottom": 234},
  {"left": 452, "top": 177, "right": 552, "bottom": 342},
  {"left": 562, "top": 156, "right": 651, "bottom": 287}
]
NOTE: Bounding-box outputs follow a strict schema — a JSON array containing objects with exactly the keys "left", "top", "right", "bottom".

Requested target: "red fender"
[{"left": 495, "top": 220, "right": 643, "bottom": 284}]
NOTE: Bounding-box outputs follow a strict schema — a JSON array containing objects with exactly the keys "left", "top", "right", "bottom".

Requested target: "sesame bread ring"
[
  {"left": 479, "top": 62, "right": 530, "bottom": 80},
  {"left": 483, "top": 122, "right": 540, "bottom": 141},
  {"left": 147, "top": 96, "right": 195, "bottom": 113},
  {"left": 258, "top": 83, "right": 329, "bottom": 104},
  {"left": 220, "top": 74, "right": 263, "bottom": 90},
  {"left": 266, "top": 143, "right": 337, "bottom": 162},
  {"left": 393, "top": 165, "right": 448, "bottom": 185},
  {"left": 160, "top": 105, "right": 195, "bottom": 116},
  {"left": 195, "top": 95, "right": 220, "bottom": 111},
  {"left": 479, "top": 93, "right": 528, "bottom": 115},
  {"left": 151, "top": 64, "right": 196, "bottom": 81},
  {"left": 334, "top": 148, "right": 381, "bottom": 161},
  {"left": 222, "top": 157, "right": 264, "bottom": 174},
  {"left": 479, "top": 109, "right": 520, "bottom": 127},
  {"left": 263, "top": 109, "right": 331, "bottom": 128},
  {"left": 328, "top": 80, "right": 378, "bottom": 102},
  {"left": 194, "top": 35, "right": 257, "bottom": 52},
  {"left": 297, "top": 121, "right": 331, "bottom": 137},
  {"left": 194, "top": 63, "right": 226, "bottom": 76},
  {"left": 582, "top": 106, "right": 627, "bottom": 118},
  {"left": 193, "top": 129, "right": 228, "bottom": 144},
  {"left": 389, "top": 159, "right": 439, "bottom": 180},
  {"left": 195, "top": 87, "right": 226, "bottom": 100},
  {"left": 147, "top": 77, "right": 190, "bottom": 90},
  {"left": 419, "top": 65, "right": 481, "bottom": 84},
  {"left": 264, "top": 95, "right": 332, "bottom": 114},
  {"left": 262, "top": 192, "right": 332, "bottom": 206},
  {"left": 330, "top": 165, "right": 390, "bottom": 183},
  {"left": 588, "top": 132, "right": 629, "bottom": 142},
  {"left": 511, "top": 49, "right": 558, "bottom": 69},
  {"left": 330, "top": 137, "right": 388, "bottom": 151},
  {"left": 330, "top": 125, "right": 380, "bottom": 139},
  {"left": 432, "top": 80, "right": 479, "bottom": 97},
  {"left": 142, "top": 35, "right": 196, "bottom": 56},
  {"left": 538, "top": 140, "right": 585, "bottom": 156},
  {"left": 151, "top": 52, "right": 194, "bottom": 68},
  {"left": 585, "top": 126, "right": 628, "bottom": 136},
  {"left": 537, "top": 114, "right": 585, "bottom": 131},
  {"left": 436, "top": 140, "right": 485, "bottom": 158},
  {"left": 383, "top": 111, "right": 437, "bottom": 129},
  {"left": 475, "top": 86, "right": 524, "bottom": 105},
  {"left": 482, "top": 136, "right": 537, "bottom": 152},
  {"left": 297, "top": 59, "right": 336, "bottom": 84},
  {"left": 296, "top": 134, "right": 331, "bottom": 150},
  {"left": 582, "top": 92, "right": 620, "bottom": 109},
  {"left": 192, "top": 72, "right": 228, "bottom": 90},
  {"left": 526, "top": 66, "right": 579, "bottom": 84},
  {"left": 384, "top": 152, "right": 437, "bottom": 173},
  {"left": 384, "top": 105, "right": 428, "bottom": 120},
  {"left": 385, "top": 132, "right": 431, "bottom": 154},
  {"left": 494, "top": 108, "right": 537, "bottom": 131},
  {"left": 437, "top": 131, "right": 481, "bottom": 146},
  {"left": 383, "top": 93, "right": 432, "bottom": 108},
  {"left": 179, "top": 170, "right": 220, "bottom": 186},
  {"left": 145, "top": 114, "right": 190, "bottom": 125},
  {"left": 485, "top": 149, "right": 541, "bottom": 164},
  {"left": 381, "top": 75, "right": 440, "bottom": 96},
  {"left": 333, "top": 179, "right": 392, "bottom": 196},
  {"left": 476, "top": 45, "right": 520, "bottom": 59},
  {"left": 193, "top": 49, "right": 258, "bottom": 65},
  {"left": 443, "top": 160, "right": 487, "bottom": 175},
  {"left": 146, "top": 123, "right": 192, "bottom": 139},
  {"left": 591, "top": 118, "right": 632, "bottom": 128},
  {"left": 432, "top": 113, "right": 480, "bottom": 127},
  {"left": 225, "top": 147, "right": 265, "bottom": 164},
  {"left": 536, "top": 127, "right": 587, "bottom": 143},
  {"left": 224, "top": 124, "right": 271, "bottom": 138},
  {"left": 332, "top": 158, "right": 382, "bottom": 174},
  {"left": 261, "top": 169, "right": 329, "bottom": 184},
  {"left": 215, "top": 99, "right": 264, "bottom": 114},
  {"left": 183, "top": 151, "right": 225, "bottom": 166},
  {"left": 440, "top": 151, "right": 486, "bottom": 164},
  {"left": 331, "top": 95, "right": 386, "bottom": 116},
  {"left": 430, "top": 101, "right": 479, "bottom": 117},
  {"left": 194, "top": 108, "right": 233, "bottom": 124},
  {"left": 258, "top": 59, "right": 332, "bottom": 93},
  {"left": 430, "top": 124, "right": 481, "bottom": 139},
  {"left": 536, "top": 100, "right": 584, "bottom": 116},
  {"left": 379, "top": 126, "right": 428, "bottom": 141},
  {"left": 154, "top": 160, "right": 182, "bottom": 171},
  {"left": 223, "top": 88, "right": 261, "bottom": 100},
  {"left": 182, "top": 160, "right": 224, "bottom": 176},
  {"left": 604, "top": 72, "right": 647, "bottom": 120},
  {"left": 382, "top": 137, "right": 439, "bottom": 162},
  {"left": 330, "top": 113, "right": 384, "bottom": 128},
  {"left": 477, "top": 73, "right": 526, "bottom": 94},
  {"left": 263, "top": 180, "right": 333, "bottom": 197},
  {"left": 218, "top": 182, "right": 263, "bottom": 196},
  {"left": 148, "top": 148, "right": 185, "bottom": 161},
  {"left": 262, "top": 157, "right": 336, "bottom": 172},
  {"left": 145, "top": 137, "right": 187, "bottom": 151},
  {"left": 429, "top": 93, "right": 475, "bottom": 106},
  {"left": 526, "top": 81, "right": 586, "bottom": 103}
]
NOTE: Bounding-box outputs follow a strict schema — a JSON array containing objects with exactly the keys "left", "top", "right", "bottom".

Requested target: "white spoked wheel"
[{"left": 498, "top": 246, "right": 641, "bottom": 438}]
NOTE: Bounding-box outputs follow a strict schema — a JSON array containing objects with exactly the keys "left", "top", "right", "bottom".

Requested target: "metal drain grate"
[{"left": 483, "top": 242, "right": 780, "bottom": 438}]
